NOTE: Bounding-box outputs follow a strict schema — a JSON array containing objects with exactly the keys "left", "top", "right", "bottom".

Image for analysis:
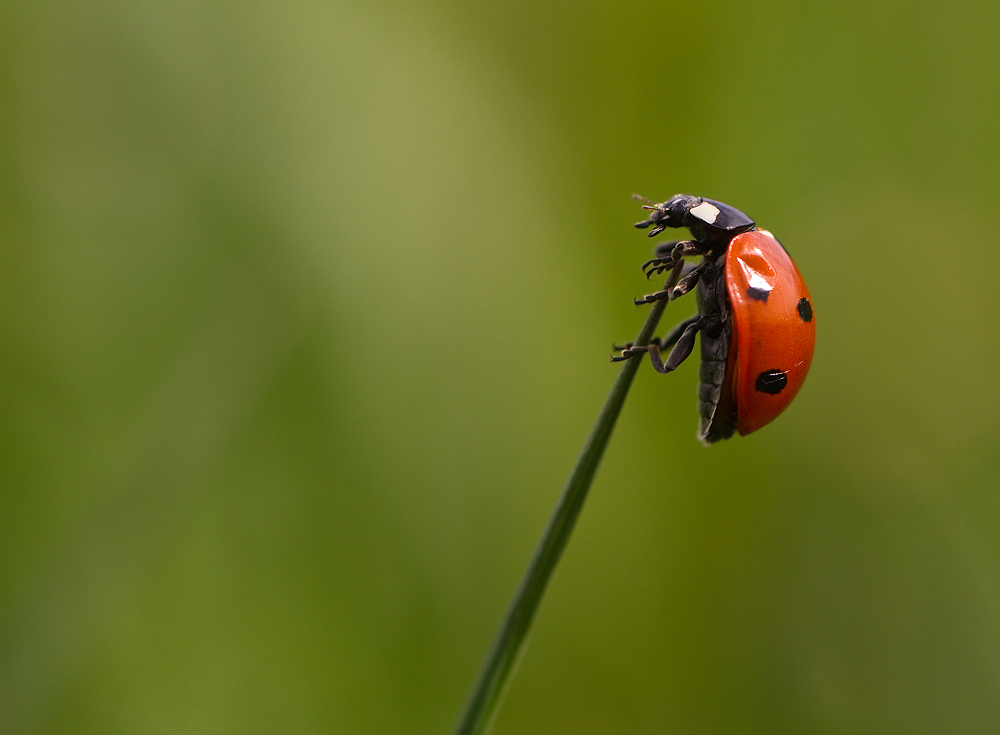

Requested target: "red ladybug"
[{"left": 613, "top": 195, "right": 815, "bottom": 444}]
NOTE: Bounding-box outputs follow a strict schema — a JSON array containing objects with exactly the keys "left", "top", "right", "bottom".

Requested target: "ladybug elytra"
[{"left": 613, "top": 194, "right": 815, "bottom": 444}]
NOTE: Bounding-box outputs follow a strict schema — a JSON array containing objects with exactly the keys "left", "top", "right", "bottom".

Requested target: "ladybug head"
[
  {"left": 633, "top": 194, "right": 703, "bottom": 237},
  {"left": 634, "top": 194, "right": 756, "bottom": 242}
]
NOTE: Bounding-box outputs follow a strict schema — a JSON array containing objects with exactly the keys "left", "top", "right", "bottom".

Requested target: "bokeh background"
[{"left": 3, "top": 0, "right": 1000, "bottom": 733}]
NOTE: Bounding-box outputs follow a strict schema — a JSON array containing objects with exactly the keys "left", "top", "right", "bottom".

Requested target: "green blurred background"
[{"left": 3, "top": 0, "right": 1000, "bottom": 732}]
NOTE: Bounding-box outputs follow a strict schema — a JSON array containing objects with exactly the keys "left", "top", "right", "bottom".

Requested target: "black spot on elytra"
[
  {"left": 797, "top": 297, "right": 813, "bottom": 322},
  {"left": 747, "top": 287, "right": 770, "bottom": 302},
  {"left": 755, "top": 369, "right": 787, "bottom": 395}
]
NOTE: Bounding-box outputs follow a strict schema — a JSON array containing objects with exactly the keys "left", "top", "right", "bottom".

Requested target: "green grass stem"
[{"left": 451, "top": 294, "right": 670, "bottom": 735}]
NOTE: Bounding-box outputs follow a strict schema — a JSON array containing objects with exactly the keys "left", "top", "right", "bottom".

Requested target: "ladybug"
[{"left": 613, "top": 194, "right": 815, "bottom": 444}]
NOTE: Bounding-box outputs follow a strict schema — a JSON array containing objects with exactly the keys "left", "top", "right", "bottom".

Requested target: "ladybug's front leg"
[
  {"left": 642, "top": 240, "right": 703, "bottom": 279},
  {"left": 634, "top": 260, "right": 705, "bottom": 305}
]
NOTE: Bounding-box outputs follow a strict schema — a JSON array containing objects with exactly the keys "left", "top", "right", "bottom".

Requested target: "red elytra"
[{"left": 724, "top": 230, "right": 815, "bottom": 435}]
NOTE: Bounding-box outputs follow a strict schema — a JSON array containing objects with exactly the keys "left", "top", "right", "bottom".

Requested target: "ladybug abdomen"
[
  {"left": 695, "top": 257, "right": 737, "bottom": 444},
  {"left": 725, "top": 231, "right": 815, "bottom": 436}
]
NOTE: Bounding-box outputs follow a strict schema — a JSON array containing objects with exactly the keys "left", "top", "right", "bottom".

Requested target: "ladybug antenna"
[{"left": 633, "top": 194, "right": 668, "bottom": 213}]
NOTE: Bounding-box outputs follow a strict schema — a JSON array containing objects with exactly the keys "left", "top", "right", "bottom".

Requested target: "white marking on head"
[{"left": 690, "top": 201, "right": 720, "bottom": 224}]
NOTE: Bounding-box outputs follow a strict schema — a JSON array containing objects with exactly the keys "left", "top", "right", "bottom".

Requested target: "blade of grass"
[{"left": 452, "top": 294, "right": 670, "bottom": 735}]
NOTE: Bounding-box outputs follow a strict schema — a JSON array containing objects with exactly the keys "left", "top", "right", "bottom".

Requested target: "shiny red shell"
[{"left": 724, "top": 230, "right": 815, "bottom": 436}]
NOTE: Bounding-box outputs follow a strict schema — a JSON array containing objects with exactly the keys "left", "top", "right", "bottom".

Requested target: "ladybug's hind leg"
[
  {"left": 611, "top": 314, "right": 699, "bottom": 366},
  {"left": 643, "top": 317, "right": 702, "bottom": 373}
]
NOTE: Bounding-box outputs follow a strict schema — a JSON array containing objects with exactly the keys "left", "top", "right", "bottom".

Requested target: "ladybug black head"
[
  {"left": 633, "top": 194, "right": 701, "bottom": 237},
  {"left": 634, "top": 194, "right": 756, "bottom": 244}
]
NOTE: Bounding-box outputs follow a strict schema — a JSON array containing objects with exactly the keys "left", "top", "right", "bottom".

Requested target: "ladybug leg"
[
  {"left": 670, "top": 241, "right": 706, "bottom": 259},
  {"left": 642, "top": 241, "right": 703, "bottom": 279},
  {"left": 611, "top": 314, "right": 699, "bottom": 363},
  {"left": 666, "top": 262, "right": 704, "bottom": 299},
  {"left": 652, "top": 239, "right": 683, "bottom": 259},
  {"left": 641, "top": 242, "right": 681, "bottom": 279},
  {"left": 644, "top": 318, "right": 703, "bottom": 373},
  {"left": 654, "top": 314, "right": 702, "bottom": 349},
  {"left": 631, "top": 258, "right": 683, "bottom": 305},
  {"left": 634, "top": 260, "right": 705, "bottom": 305}
]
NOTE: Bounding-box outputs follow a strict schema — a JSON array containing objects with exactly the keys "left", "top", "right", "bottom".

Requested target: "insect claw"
[
  {"left": 643, "top": 264, "right": 672, "bottom": 279},
  {"left": 634, "top": 289, "right": 669, "bottom": 305},
  {"left": 611, "top": 345, "right": 649, "bottom": 362},
  {"left": 641, "top": 257, "right": 673, "bottom": 272}
]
